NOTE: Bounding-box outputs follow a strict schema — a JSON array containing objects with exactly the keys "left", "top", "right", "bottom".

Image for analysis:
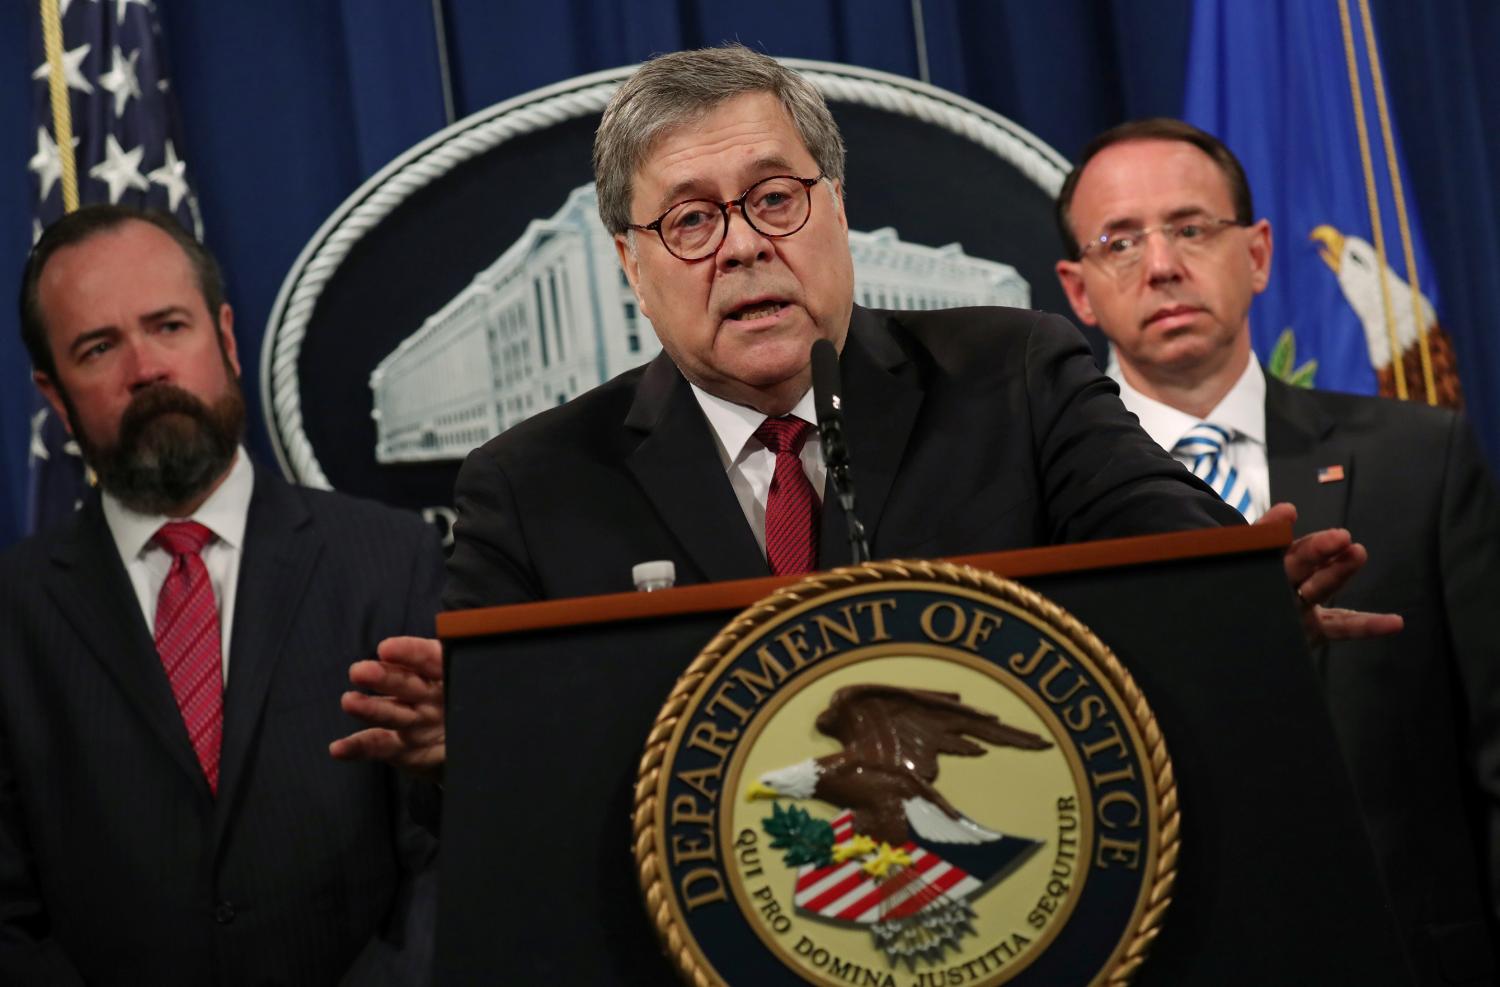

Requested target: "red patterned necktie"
[
  {"left": 152, "top": 521, "right": 224, "bottom": 794},
  {"left": 755, "top": 416, "right": 820, "bottom": 575}
]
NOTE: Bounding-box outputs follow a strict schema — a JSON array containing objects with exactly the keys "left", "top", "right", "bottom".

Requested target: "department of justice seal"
[{"left": 634, "top": 562, "right": 1177, "bottom": 986}]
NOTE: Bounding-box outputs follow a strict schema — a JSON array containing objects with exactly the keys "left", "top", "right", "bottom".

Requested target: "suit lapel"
[
  {"left": 625, "top": 354, "right": 768, "bottom": 582},
  {"left": 1265, "top": 376, "right": 1350, "bottom": 536},
  {"left": 820, "top": 307, "right": 923, "bottom": 565},
  {"left": 44, "top": 498, "right": 210, "bottom": 794},
  {"left": 212, "top": 468, "right": 321, "bottom": 838}
]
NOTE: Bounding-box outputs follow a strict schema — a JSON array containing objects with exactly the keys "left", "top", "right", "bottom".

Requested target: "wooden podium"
[{"left": 432, "top": 524, "right": 1414, "bottom": 985}]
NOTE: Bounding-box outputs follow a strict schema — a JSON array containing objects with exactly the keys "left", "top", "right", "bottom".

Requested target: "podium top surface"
[{"left": 437, "top": 521, "right": 1290, "bottom": 641}]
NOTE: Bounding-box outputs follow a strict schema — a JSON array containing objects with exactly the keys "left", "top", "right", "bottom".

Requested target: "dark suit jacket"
[
  {"left": 1265, "top": 376, "right": 1500, "bottom": 985},
  {"left": 445, "top": 304, "right": 1241, "bottom": 608},
  {"left": 0, "top": 465, "right": 445, "bottom": 986}
]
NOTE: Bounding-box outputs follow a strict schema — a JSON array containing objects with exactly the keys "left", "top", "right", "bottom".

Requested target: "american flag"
[
  {"left": 25, "top": 0, "right": 201, "bottom": 533},
  {"left": 1317, "top": 465, "right": 1346, "bottom": 484}
]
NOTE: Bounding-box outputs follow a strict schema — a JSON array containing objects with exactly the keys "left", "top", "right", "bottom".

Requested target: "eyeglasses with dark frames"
[{"left": 627, "top": 174, "right": 825, "bottom": 261}]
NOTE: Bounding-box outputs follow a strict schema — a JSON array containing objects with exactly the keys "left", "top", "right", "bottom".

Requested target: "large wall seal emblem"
[{"left": 635, "top": 562, "right": 1176, "bottom": 986}]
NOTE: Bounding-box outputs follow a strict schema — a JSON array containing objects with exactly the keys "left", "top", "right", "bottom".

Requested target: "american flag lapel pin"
[{"left": 1317, "top": 464, "right": 1345, "bottom": 484}]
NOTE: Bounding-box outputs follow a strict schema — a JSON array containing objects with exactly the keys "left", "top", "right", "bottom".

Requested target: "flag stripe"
[{"left": 831, "top": 849, "right": 942, "bottom": 921}]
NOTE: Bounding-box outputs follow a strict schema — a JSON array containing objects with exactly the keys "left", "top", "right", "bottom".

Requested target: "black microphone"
[{"left": 811, "top": 339, "right": 871, "bottom": 564}]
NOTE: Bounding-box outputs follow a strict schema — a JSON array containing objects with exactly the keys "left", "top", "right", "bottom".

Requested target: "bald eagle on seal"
[{"left": 749, "top": 684, "right": 1051, "bottom": 847}]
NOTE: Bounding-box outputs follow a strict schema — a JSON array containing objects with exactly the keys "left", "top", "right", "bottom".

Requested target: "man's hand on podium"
[
  {"left": 330, "top": 635, "right": 446, "bottom": 782},
  {"left": 1257, "top": 502, "right": 1405, "bottom": 646}
]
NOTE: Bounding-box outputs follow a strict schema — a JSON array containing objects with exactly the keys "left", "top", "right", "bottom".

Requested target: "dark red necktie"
[
  {"left": 754, "top": 416, "right": 820, "bottom": 575},
  {"left": 152, "top": 521, "right": 224, "bottom": 794}
]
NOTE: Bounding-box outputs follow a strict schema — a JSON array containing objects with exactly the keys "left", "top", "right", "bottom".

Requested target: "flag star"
[
  {"left": 32, "top": 43, "right": 94, "bottom": 94},
  {"left": 113, "top": 0, "right": 151, "bottom": 24},
  {"left": 29, "top": 410, "right": 51, "bottom": 464},
  {"left": 28, "top": 126, "right": 79, "bottom": 202},
  {"left": 59, "top": 0, "right": 100, "bottom": 17},
  {"left": 98, "top": 45, "right": 142, "bottom": 116},
  {"left": 148, "top": 141, "right": 191, "bottom": 212},
  {"left": 89, "top": 135, "right": 149, "bottom": 202}
]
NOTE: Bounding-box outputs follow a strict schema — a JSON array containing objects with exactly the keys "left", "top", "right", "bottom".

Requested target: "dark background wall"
[{"left": 2, "top": 0, "right": 1496, "bottom": 547}]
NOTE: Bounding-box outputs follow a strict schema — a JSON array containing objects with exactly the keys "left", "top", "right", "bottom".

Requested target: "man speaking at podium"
[
  {"left": 451, "top": 43, "right": 1249, "bottom": 604},
  {"left": 336, "top": 47, "right": 1399, "bottom": 784}
]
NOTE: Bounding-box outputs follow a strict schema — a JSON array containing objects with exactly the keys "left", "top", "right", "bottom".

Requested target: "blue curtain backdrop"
[{"left": 3, "top": 0, "right": 1497, "bottom": 548}]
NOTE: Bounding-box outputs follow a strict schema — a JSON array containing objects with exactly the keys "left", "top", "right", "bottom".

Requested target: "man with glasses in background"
[{"left": 1054, "top": 117, "right": 1500, "bottom": 984}]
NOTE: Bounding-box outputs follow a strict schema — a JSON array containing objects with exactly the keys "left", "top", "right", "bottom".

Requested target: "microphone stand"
[
  {"left": 810, "top": 339, "right": 871, "bottom": 564},
  {"left": 819, "top": 412, "right": 870, "bottom": 564}
]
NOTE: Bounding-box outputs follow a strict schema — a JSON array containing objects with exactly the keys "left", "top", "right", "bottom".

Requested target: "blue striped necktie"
[{"left": 1172, "top": 423, "right": 1256, "bottom": 521}]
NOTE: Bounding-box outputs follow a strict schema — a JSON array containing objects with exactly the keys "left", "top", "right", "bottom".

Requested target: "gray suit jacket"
[
  {"left": 1266, "top": 376, "right": 1500, "bottom": 985},
  {"left": 0, "top": 465, "right": 444, "bottom": 985}
]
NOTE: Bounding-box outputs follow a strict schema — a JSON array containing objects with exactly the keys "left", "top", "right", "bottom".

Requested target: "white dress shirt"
[
  {"left": 102, "top": 447, "right": 254, "bottom": 681},
  {"left": 1112, "top": 358, "right": 1271, "bottom": 521},
  {"left": 690, "top": 384, "right": 827, "bottom": 558}
]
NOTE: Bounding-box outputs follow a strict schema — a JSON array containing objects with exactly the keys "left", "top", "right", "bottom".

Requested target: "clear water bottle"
[{"left": 632, "top": 560, "right": 676, "bottom": 592}]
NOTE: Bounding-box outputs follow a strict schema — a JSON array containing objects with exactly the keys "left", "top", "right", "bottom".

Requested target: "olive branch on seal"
[{"left": 762, "top": 803, "right": 835, "bottom": 868}]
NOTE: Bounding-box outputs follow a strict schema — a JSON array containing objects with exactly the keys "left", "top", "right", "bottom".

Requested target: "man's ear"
[
  {"left": 33, "top": 371, "right": 72, "bottom": 435},
  {"left": 828, "top": 178, "right": 848, "bottom": 234},
  {"left": 217, "top": 303, "right": 240, "bottom": 377},
  {"left": 1247, "top": 219, "right": 1273, "bottom": 295},
  {"left": 1054, "top": 260, "right": 1099, "bottom": 326},
  {"left": 613, "top": 233, "right": 650, "bottom": 320}
]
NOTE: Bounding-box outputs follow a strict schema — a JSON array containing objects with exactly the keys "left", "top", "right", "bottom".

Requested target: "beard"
[{"left": 71, "top": 380, "right": 246, "bottom": 516}]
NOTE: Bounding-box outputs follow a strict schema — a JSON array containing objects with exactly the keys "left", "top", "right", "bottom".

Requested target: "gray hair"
[{"left": 593, "top": 44, "right": 846, "bottom": 235}]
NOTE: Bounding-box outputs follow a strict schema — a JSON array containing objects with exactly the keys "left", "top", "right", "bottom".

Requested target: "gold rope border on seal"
[{"left": 631, "top": 559, "right": 1180, "bottom": 987}]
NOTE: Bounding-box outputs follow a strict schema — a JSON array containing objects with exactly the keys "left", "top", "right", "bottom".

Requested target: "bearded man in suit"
[
  {"left": 1053, "top": 116, "right": 1500, "bottom": 985},
  {"left": 0, "top": 205, "right": 443, "bottom": 985}
]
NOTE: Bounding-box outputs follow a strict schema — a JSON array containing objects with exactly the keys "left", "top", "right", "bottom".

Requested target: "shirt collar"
[
  {"left": 103, "top": 446, "right": 255, "bottom": 562},
  {"left": 1113, "top": 358, "right": 1266, "bottom": 449},
  {"left": 689, "top": 384, "right": 818, "bottom": 469}
]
